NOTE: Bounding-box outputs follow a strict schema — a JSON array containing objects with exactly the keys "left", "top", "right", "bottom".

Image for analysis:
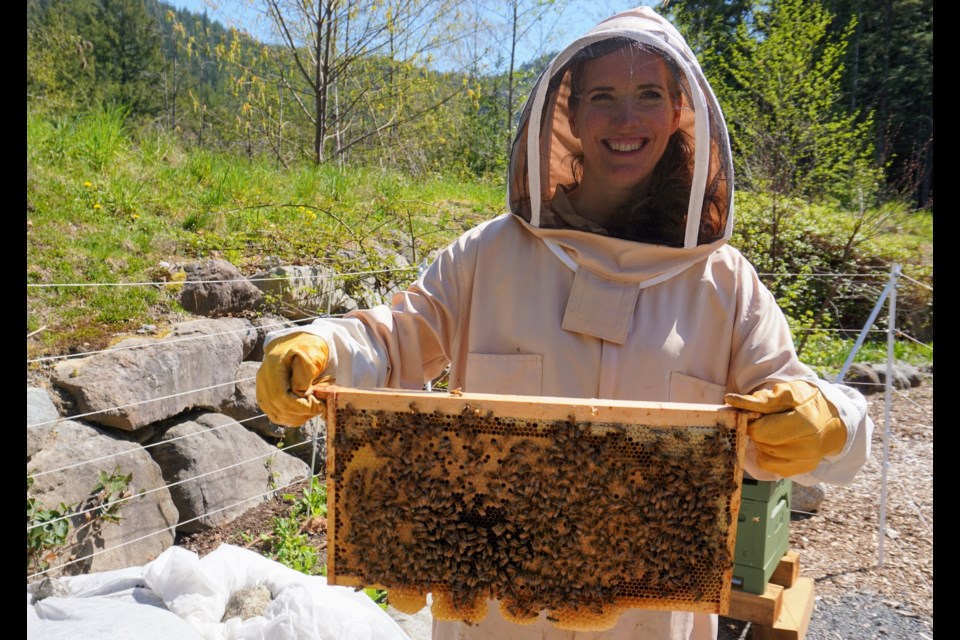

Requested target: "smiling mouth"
[{"left": 605, "top": 139, "right": 649, "bottom": 152}]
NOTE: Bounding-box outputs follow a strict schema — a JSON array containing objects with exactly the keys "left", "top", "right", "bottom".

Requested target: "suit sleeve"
[
  {"left": 729, "top": 257, "right": 874, "bottom": 487},
  {"left": 263, "top": 231, "right": 474, "bottom": 391}
]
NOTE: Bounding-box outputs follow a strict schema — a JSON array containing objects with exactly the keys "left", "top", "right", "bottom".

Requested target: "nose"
[{"left": 613, "top": 98, "right": 642, "bottom": 126}]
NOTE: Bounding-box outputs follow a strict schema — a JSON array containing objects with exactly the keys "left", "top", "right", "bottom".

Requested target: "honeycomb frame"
[{"left": 320, "top": 387, "right": 748, "bottom": 629}]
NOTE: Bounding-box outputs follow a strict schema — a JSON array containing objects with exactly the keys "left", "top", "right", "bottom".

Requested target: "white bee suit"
[{"left": 263, "top": 7, "right": 872, "bottom": 639}]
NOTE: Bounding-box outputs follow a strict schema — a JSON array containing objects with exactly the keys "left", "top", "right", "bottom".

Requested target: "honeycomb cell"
[
  {"left": 431, "top": 589, "right": 489, "bottom": 623},
  {"left": 388, "top": 587, "right": 428, "bottom": 614},
  {"left": 498, "top": 598, "right": 540, "bottom": 625},
  {"left": 550, "top": 603, "right": 624, "bottom": 631}
]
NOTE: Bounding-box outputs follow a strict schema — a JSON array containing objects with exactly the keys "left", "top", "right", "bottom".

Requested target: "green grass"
[{"left": 27, "top": 107, "right": 503, "bottom": 359}]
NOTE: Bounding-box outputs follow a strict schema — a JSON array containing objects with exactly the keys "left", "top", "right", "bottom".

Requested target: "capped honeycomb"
[{"left": 320, "top": 387, "right": 747, "bottom": 631}]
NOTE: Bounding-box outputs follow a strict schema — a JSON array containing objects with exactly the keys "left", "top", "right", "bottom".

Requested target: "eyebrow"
[{"left": 586, "top": 83, "right": 665, "bottom": 93}]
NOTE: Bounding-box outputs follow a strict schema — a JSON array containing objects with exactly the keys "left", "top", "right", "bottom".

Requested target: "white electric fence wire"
[
  {"left": 878, "top": 264, "right": 899, "bottom": 569},
  {"left": 755, "top": 272, "right": 884, "bottom": 278},
  {"left": 28, "top": 320, "right": 297, "bottom": 365},
  {"left": 791, "top": 327, "right": 886, "bottom": 333},
  {"left": 27, "top": 475, "right": 314, "bottom": 581},
  {"left": 28, "top": 412, "right": 270, "bottom": 479},
  {"left": 25, "top": 267, "right": 420, "bottom": 288},
  {"left": 27, "top": 267, "right": 927, "bottom": 290},
  {"left": 892, "top": 387, "right": 933, "bottom": 413},
  {"left": 28, "top": 378, "right": 255, "bottom": 429},
  {"left": 27, "top": 439, "right": 312, "bottom": 533},
  {"left": 896, "top": 330, "right": 934, "bottom": 351},
  {"left": 898, "top": 272, "right": 933, "bottom": 291}
]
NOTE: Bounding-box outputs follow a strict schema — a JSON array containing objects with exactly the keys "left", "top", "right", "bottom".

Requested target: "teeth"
[{"left": 607, "top": 140, "right": 646, "bottom": 152}]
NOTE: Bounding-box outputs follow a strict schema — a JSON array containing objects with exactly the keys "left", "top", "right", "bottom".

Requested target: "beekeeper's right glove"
[{"left": 256, "top": 333, "right": 333, "bottom": 427}]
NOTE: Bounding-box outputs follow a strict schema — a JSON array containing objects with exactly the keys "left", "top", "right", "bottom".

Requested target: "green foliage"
[
  {"left": 26, "top": 477, "right": 71, "bottom": 574},
  {"left": 798, "top": 334, "right": 932, "bottom": 380},
  {"left": 27, "top": 0, "right": 98, "bottom": 111},
  {"left": 262, "top": 477, "right": 327, "bottom": 575},
  {"left": 731, "top": 188, "right": 933, "bottom": 363},
  {"left": 267, "top": 515, "right": 320, "bottom": 574},
  {"left": 89, "top": 0, "right": 165, "bottom": 115},
  {"left": 714, "top": 0, "right": 878, "bottom": 205},
  {"left": 826, "top": 0, "right": 933, "bottom": 206},
  {"left": 27, "top": 468, "right": 134, "bottom": 576},
  {"left": 365, "top": 588, "right": 390, "bottom": 609}
]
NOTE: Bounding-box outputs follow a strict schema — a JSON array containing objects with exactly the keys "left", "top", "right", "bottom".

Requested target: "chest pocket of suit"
[
  {"left": 669, "top": 371, "right": 726, "bottom": 404},
  {"left": 465, "top": 353, "right": 543, "bottom": 396}
]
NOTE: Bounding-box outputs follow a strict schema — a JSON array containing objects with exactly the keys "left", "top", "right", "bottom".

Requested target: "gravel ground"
[{"left": 179, "top": 376, "right": 934, "bottom": 639}]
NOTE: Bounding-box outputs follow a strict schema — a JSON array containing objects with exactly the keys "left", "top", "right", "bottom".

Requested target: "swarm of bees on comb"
[{"left": 322, "top": 388, "right": 747, "bottom": 631}]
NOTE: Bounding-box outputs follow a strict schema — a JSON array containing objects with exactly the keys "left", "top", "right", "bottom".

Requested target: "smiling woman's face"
[{"left": 567, "top": 46, "right": 681, "bottom": 218}]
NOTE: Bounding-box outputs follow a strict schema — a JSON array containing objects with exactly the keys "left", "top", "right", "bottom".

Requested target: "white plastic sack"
[{"left": 28, "top": 544, "right": 410, "bottom": 640}]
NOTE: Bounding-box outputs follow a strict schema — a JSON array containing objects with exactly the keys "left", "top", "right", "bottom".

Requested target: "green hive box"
[{"left": 732, "top": 478, "right": 791, "bottom": 594}]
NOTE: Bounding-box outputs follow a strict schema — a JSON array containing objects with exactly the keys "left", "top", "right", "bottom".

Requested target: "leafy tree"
[
  {"left": 664, "top": 0, "right": 750, "bottom": 83},
  {"left": 713, "top": 0, "right": 880, "bottom": 270},
  {"left": 247, "top": 0, "right": 469, "bottom": 165}
]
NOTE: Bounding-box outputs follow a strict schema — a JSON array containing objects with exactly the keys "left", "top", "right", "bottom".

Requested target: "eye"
[
  {"left": 589, "top": 92, "right": 614, "bottom": 102},
  {"left": 637, "top": 89, "right": 664, "bottom": 102}
]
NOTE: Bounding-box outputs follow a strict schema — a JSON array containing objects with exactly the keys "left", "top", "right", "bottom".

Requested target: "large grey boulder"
[
  {"left": 843, "top": 361, "right": 924, "bottom": 395},
  {"left": 179, "top": 260, "right": 263, "bottom": 318},
  {"left": 217, "top": 361, "right": 327, "bottom": 473},
  {"left": 52, "top": 319, "right": 257, "bottom": 431},
  {"left": 280, "top": 415, "right": 327, "bottom": 476},
  {"left": 246, "top": 315, "right": 296, "bottom": 362},
  {"left": 894, "top": 362, "right": 924, "bottom": 387},
  {"left": 843, "top": 363, "right": 882, "bottom": 395},
  {"left": 28, "top": 386, "right": 60, "bottom": 427},
  {"left": 251, "top": 265, "right": 349, "bottom": 320},
  {"left": 27, "top": 420, "right": 179, "bottom": 577},
  {"left": 873, "top": 363, "right": 913, "bottom": 390},
  {"left": 148, "top": 412, "right": 310, "bottom": 533},
  {"left": 335, "top": 245, "right": 413, "bottom": 311}
]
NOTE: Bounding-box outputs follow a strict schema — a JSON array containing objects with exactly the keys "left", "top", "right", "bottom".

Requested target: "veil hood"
[{"left": 507, "top": 7, "right": 735, "bottom": 284}]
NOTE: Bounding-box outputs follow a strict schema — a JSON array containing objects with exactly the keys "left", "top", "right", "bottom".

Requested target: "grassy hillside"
[
  {"left": 27, "top": 106, "right": 502, "bottom": 357},
  {"left": 27, "top": 106, "right": 932, "bottom": 377}
]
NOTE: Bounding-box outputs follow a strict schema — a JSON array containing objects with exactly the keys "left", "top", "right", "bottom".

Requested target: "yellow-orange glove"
[
  {"left": 724, "top": 380, "right": 847, "bottom": 477},
  {"left": 256, "top": 333, "right": 333, "bottom": 427}
]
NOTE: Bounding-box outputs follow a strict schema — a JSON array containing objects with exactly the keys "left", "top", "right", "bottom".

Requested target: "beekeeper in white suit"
[{"left": 257, "top": 7, "right": 873, "bottom": 639}]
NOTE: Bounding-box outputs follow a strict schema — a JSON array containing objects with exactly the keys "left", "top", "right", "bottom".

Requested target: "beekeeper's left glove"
[{"left": 724, "top": 380, "right": 847, "bottom": 477}]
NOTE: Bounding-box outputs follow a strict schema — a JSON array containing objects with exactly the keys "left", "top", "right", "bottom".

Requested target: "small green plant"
[
  {"left": 27, "top": 467, "right": 134, "bottom": 576},
  {"left": 26, "top": 477, "right": 71, "bottom": 573},
  {"left": 263, "top": 476, "right": 327, "bottom": 575},
  {"left": 258, "top": 478, "right": 385, "bottom": 606}
]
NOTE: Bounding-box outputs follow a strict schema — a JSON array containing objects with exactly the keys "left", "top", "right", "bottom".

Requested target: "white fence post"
[{"left": 877, "top": 263, "right": 900, "bottom": 568}]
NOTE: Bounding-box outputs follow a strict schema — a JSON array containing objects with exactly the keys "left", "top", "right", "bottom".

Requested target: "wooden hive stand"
[{"left": 725, "top": 550, "right": 815, "bottom": 640}]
